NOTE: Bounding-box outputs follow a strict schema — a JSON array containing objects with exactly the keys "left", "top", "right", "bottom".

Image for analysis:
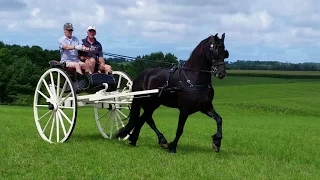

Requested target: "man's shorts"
[{"left": 65, "top": 60, "right": 85, "bottom": 68}]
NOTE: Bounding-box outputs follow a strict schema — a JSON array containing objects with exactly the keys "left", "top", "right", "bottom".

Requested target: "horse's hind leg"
[
  {"left": 201, "top": 105, "right": 223, "bottom": 153},
  {"left": 128, "top": 103, "right": 160, "bottom": 146},
  {"left": 145, "top": 117, "right": 168, "bottom": 149}
]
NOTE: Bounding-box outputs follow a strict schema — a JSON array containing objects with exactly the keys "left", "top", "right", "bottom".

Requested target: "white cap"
[{"left": 87, "top": 25, "right": 96, "bottom": 31}]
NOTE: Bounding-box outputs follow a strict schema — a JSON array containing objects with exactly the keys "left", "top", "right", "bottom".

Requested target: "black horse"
[{"left": 116, "top": 33, "right": 229, "bottom": 153}]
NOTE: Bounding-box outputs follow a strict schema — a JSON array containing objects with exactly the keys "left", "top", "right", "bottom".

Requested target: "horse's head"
[{"left": 205, "top": 33, "right": 229, "bottom": 79}]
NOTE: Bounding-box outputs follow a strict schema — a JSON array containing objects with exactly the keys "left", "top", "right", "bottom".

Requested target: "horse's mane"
[
  {"left": 188, "top": 35, "right": 212, "bottom": 60},
  {"left": 190, "top": 36, "right": 212, "bottom": 58}
]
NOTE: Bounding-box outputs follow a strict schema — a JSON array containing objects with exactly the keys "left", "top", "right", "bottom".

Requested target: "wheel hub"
[
  {"left": 48, "top": 103, "right": 58, "bottom": 111},
  {"left": 108, "top": 104, "right": 116, "bottom": 110}
]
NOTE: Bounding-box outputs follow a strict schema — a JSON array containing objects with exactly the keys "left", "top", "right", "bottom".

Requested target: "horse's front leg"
[{"left": 202, "top": 106, "right": 223, "bottom": 152}]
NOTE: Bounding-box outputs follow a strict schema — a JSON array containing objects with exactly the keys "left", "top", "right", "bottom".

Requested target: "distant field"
[
  {"left": 227, "top": 69, "right": 320, "bottom": 78},
  {"left": 1, "top": 75, "right": 320, "bottom": 179}
]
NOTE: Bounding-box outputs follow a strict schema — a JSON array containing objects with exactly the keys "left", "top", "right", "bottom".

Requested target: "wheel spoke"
[
  {"left": 56, "top": 72, "right": 61, "bottom": 101},
  {"left": 56, "top": 112, "right": 60, "bottom": 142},
  {"left": 96, "top": 110, "right": 110, "bottom": 122},
  {"left": 118, "top": 106, "right": 130, "bottom": 110},
  {"left": 103, "top": 111, "right": 112, "bottom": 132},
  {"left": 58, "top": 106, "right": 74, "bottom": 109},
  {"left": 116, "top": 109, "right": 128, "bottom": 119},
  {"left": 59, "top": 92, "right": 72, "bottom": 105},
  {"left": 37, "top": 90, "right": 52, "bottom": 103},
  {"left": 59, "top": 81, "right": 68, "bottom": 100},
  {"left": 115, "top": 111, "right": 125, "bottom": 128},
  {"left": 109, "top": 111, "right": 114, "bottom": 138},
  {"left": 42, "top": 79, "right": 54, "bottom": 101},
  {"left": 50, "top": 72, "right": 57, "bottom": 101},
  {"left": 37, "top": 110, "right": 52, "bottom": 122},
  {"left": 58, "top": 109, "right": 72, "bottom": 125},
  {"left": 49, "top": 113, "right": 56, "bottom": 142},
  {"left": 36, "top": 104, "right": 50, "bottom": 108},
  {"left": 43, "top": 112, "right": 54, "bottom": 133},
  {"left": 57, "top": 111, "right": 67, "bottom": 138}
]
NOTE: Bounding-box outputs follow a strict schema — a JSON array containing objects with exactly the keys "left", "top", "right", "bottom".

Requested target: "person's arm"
[
  {"left": 98, "top": 45, "right": 105, "bottom": 64},
  {"left": 58, "top": 37, "right": 83, "bottom": 50}
]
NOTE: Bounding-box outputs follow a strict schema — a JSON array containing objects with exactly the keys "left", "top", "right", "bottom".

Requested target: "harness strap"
[
  {"left": 179, "top": 83, "right": 212, "bottom": 91},
  {"left": 158, "top": 67, "right": 179, "bottom": 97}
]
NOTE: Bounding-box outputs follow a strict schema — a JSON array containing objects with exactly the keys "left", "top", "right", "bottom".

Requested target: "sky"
[{"left": 0, "top": 0, "right": 319, "bottom": 63}]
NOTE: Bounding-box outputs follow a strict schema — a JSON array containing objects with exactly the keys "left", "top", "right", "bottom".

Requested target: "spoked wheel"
[
  {"left": 33, "top": 68, "right": 77, "bottom": 143},
  {"left": 93, "top": 101, "right": 131, "bottom": 140},
  {"left": 94, "top": 71, "right": 133, "bottom": 140},
  {"left": 112, "top": 71, "right": 133, "bottom": 93}
]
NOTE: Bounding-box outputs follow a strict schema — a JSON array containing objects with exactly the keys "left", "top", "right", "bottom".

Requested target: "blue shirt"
[
  {"left": 58, "top": 36, "right": 82, "bottom": 62},
  {"left": 81, "top": 37, "right": 103, "bottom": 59}
]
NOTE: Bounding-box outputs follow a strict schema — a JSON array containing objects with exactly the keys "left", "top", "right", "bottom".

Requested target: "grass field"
[
  {"left": 227, "top": 69, "right": 320, "bottom": 78},
  {"left": 1, "top": 71, "right": 320, "bottom": 179}
]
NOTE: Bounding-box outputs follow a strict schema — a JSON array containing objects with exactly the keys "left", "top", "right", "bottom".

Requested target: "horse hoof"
[
  {"left": 168, "top": 149, "right": 177, "bottom": 153},
  {"left": 129, "top": 141, "right": 136, "bottom": 147},
  {"left": 159, "top": 143, "right": 168, "bottom": 149},
  {"left": 212, "top": 143, "right": 220, "bottom": 153}
]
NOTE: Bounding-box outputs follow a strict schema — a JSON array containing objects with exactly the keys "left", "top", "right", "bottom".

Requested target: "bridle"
[{"left": 209, "top": 41, "right": 227, "bottom": 74}]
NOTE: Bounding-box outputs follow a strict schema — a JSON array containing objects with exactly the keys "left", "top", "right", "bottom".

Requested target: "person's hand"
[
  {"left": 105, "top": 64, "right": 112, "bottom": 73},
  {"left": 74, "top": 45, "right": 83, "bottom": 50},
  {"left": 83, "top": 46, "right": 90, "bottom": 52},
  {"left": 89, "top": 46, "right": 96, "bottom": 51}
]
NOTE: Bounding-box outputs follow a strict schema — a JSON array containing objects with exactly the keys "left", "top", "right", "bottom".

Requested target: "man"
[
  {"left": 58, "top": 22, "right": 91, "bottom": 75},
  {"left": 80, "top": 25, "right": 112, "bottom": 74}
]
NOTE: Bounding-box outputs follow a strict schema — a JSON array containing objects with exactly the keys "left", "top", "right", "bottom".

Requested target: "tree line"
[
  {"left": 0, "top": 41, "right": 319, "bottom": 106},
  {"left": 227, "top": 60, "right": 320, "bottom": 71}
]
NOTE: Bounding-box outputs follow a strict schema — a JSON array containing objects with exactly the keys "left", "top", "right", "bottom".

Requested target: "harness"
[{"left": 158, "top": 65, "right": 213, "bottom": 97}]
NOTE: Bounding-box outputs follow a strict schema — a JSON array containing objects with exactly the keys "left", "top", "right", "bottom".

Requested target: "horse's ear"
[
  {"left": 222, "top": 33, "right": 225, "bottom": 41},
  {"left": 214, "top": 33, "right": 218, "bottom": 37}
]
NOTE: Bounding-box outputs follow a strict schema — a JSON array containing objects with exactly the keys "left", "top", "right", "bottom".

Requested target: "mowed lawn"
[{"left": 1, "top": 75, "right": 320, "bottom": 179}]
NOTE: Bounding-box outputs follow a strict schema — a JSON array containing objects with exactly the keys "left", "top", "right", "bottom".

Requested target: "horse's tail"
[{"left": 115, "top": 98, "right": 141, "bottom": 138}]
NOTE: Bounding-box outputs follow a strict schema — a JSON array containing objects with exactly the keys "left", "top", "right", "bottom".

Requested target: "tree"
[{"left": 131, "top": 51, "right": 179, "bottom": 76}]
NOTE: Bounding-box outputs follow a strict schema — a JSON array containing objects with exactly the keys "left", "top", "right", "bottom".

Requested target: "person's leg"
[
  {"left": 86, "top": 58, "right": 95, "bottom": 74},
  {"left": 79, "top": 61, "right": 90, "bottom": 74},
  {"left": 98, "top": 58, "right": 112, "bottom": 74},
  {"left": 66, "top": 61, "right": 83, "bottom": 75}
]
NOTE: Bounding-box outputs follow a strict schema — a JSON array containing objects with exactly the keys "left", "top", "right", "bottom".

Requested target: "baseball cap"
[
  {"left": 87, "top": 25, "right": 96, "bottom": 31},
  {"left": 63, "top": 23, "right": 73, "bottom": 30}
]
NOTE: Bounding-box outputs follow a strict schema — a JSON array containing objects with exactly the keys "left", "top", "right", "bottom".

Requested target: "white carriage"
[{"left": 33, "top": 60, "right": 159, "bottom": 143}]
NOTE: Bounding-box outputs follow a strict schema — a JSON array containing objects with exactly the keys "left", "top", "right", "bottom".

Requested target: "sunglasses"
[{"left": 66, "top": 29, "right": 73, "bottom": 32}]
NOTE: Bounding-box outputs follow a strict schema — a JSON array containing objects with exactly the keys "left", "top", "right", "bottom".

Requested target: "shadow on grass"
[
  {"left": 69, "top": 133, "right": 109, "bottom": 142},
  {"left": 124, "top": 136, "right": 252, "bottom": 157},
  {"left": 67, "top": 133, "right": 251, "bottom": 158}
]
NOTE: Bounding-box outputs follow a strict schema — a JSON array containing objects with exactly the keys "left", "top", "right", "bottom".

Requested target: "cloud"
[
  {"left": 0, "top": 0, "right": 27, "bottom": 11},
  {"left": 0, "top": 0, "right": 319, "bottom": 62},
  {"left": 220, "top": 10, "right": 274, "bottom": 31}
]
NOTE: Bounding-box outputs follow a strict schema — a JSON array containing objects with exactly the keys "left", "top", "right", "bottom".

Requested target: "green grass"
[
  {"left": 1, "top": 75, "right": 320, "bottom": 179},
  {"left": 227, "top": 69, "right": 320, "bottom": 78}
]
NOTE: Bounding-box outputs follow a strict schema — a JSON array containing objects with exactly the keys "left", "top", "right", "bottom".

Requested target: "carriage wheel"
[
  {"left": 33, "top": 68, "right": 77, "bottom": 143},
  {"left": 111, "top": 71, "right": 133, "bottom": 93},
  {"left": 94, "top": 71, "right": 133, "bottom": 139},
  {"left": 94, "top": 101, "right": 131, "bottom": 140}
]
